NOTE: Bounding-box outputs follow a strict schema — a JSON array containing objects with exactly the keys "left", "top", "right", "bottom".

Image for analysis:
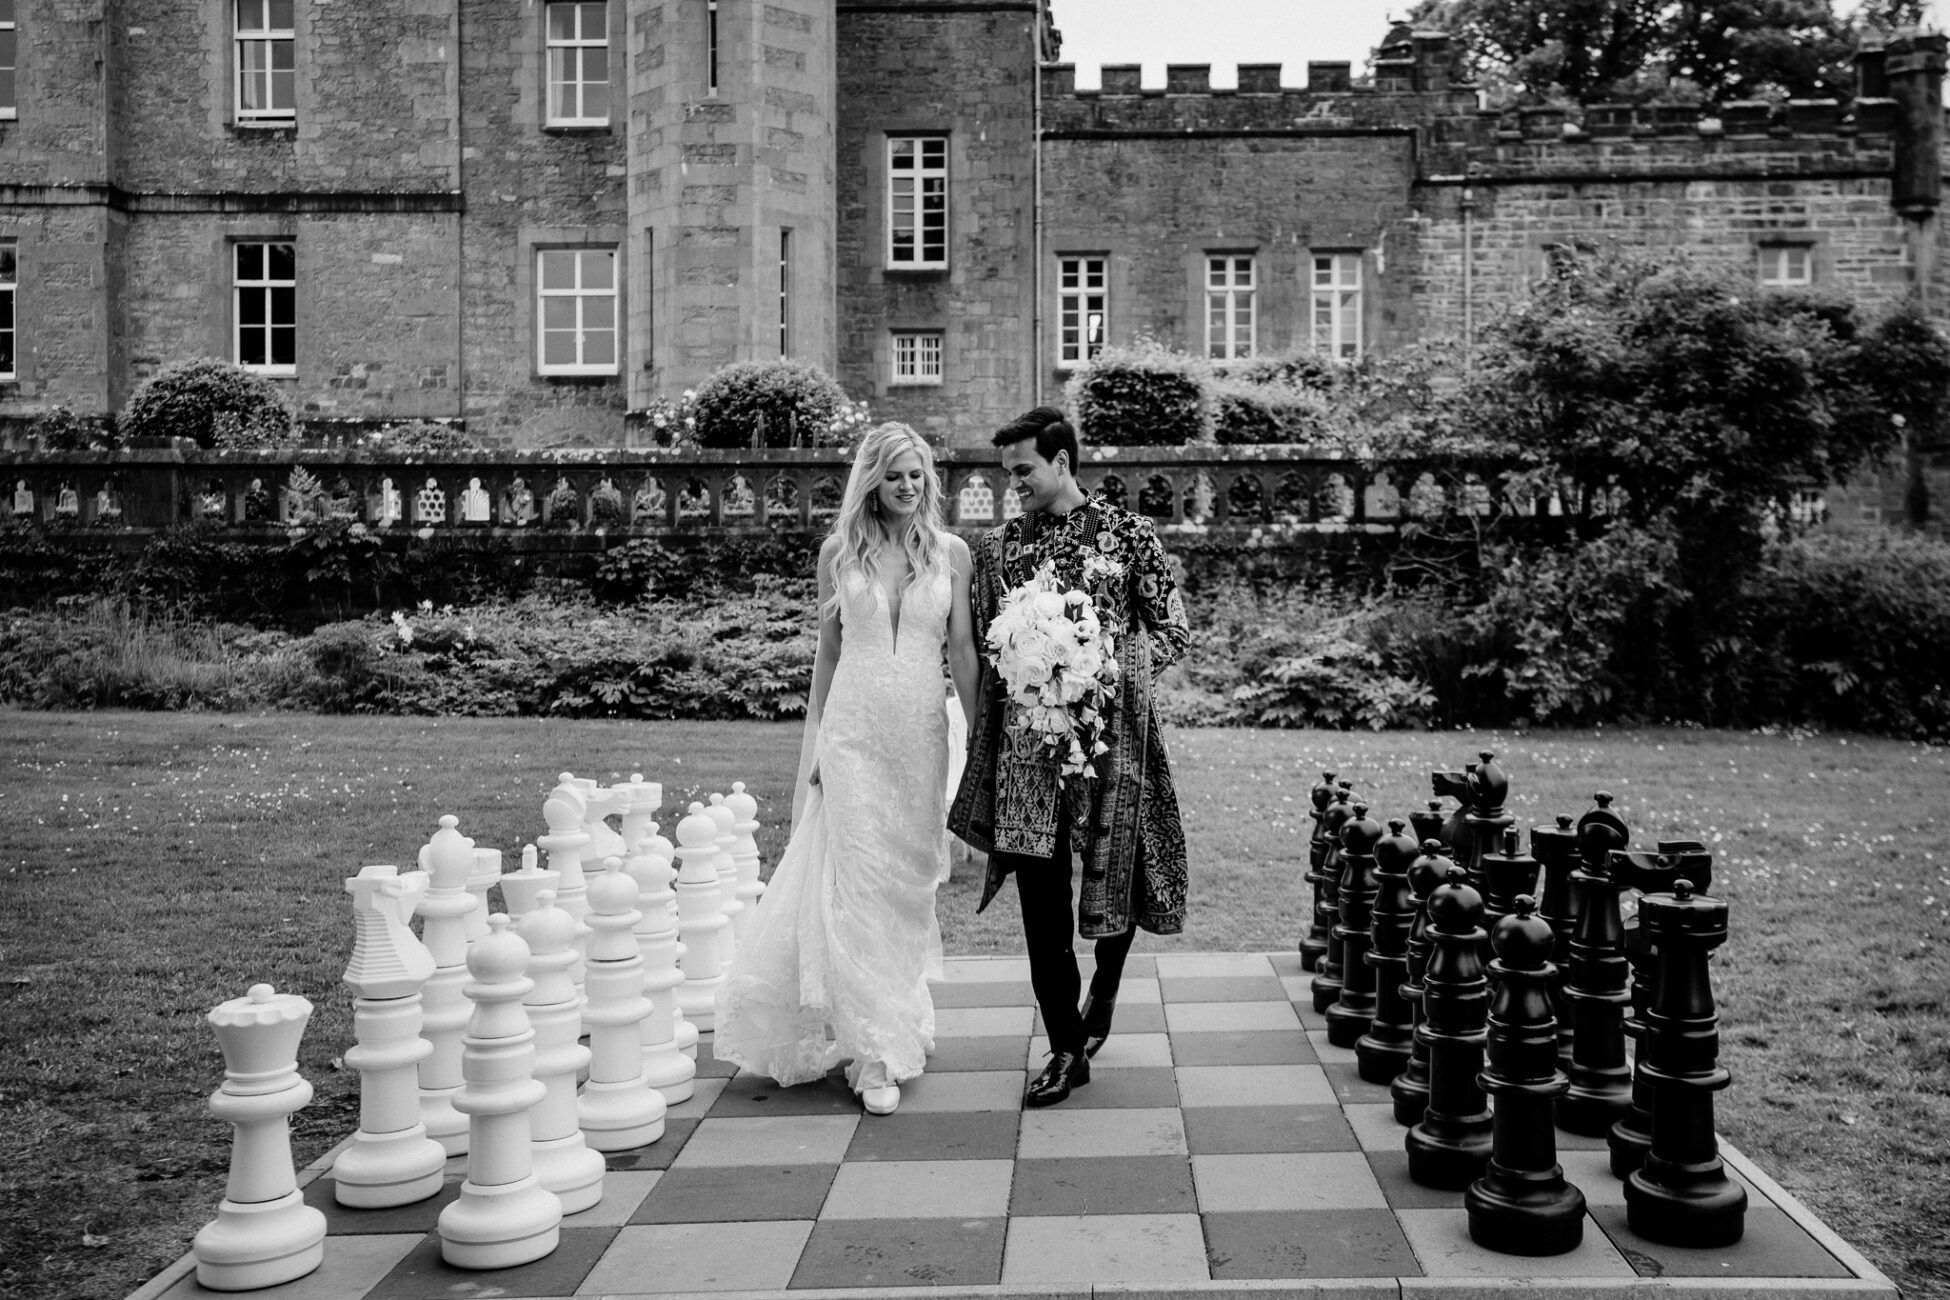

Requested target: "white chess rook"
[
  {"left": 706, "top": 794, "right": 746, "bottom": 953},
  {"left": 518, "top": 893, "right": 606, "bottom": 1214},
  {"left": 577, "top": 858, "right": 668, "bottom": 1150},
  {"left": 624, "top": 834, "right": 697, "bottom": 1103},
  {"left": 416, "top": 814, "right": 481, "bottom": 1155},
  {"left": 335, "top": 866, "right": 446, "bottom": 1209},
  {"left": 438, "top": 915, "right": 563, "bottom": 1268},
  {"left": 673, "top": 803, "right": 732, "bottom": 1032},
  {"left": 726, "top": 781, "right": 766, "bottom": 931},
  {"left": 192, "top": 984, "right": 329, "bottom": 1292}
]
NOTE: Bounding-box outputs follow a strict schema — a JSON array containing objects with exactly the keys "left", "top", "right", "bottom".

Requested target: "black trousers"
[{"left": 999, "top": 813, "right": 1136, "bottom": 1056}]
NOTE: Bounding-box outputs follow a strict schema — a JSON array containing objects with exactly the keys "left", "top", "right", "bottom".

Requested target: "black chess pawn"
[
  {"left": 1409, "top": 800, "right": 1448, "bottom": 855},
  {"left": 1300, "top": 770, "right": 1338, "bottom": 972},
  {"left": 1406, "top": 866, "right": 1494, "bottom": 1189},
  {"left": 1466, "top": 895, "right": 1586, "bottom": 1256},
  {"left": 1390, "top": 839, "right": 1451, "bottom": 1125},
  {"left": 1557, "top": 792, "right": 1633, "bottom": 1136},
  {"left": 1529, "top": 814, "right": 1582, "bottom": 1072},
  {"left": 1311, "top": 781, "right": 1355, "bottom": 1014},
  {"left": 1609, "top": 840, "right": 1714, "bottom": 1178},
  {"left": 1478, "top": 828, "right": 1541, "bottom": 943},
  {"left": 1326, "top": 803, "right": 1383, "bottom": 1048},
  {"left": 1625, "top": 879, "right": 1747, "bottom": 1247},
  {"left": 1357, "top": 818, "right": 1420, "bottom": 1084},
  {"left": 1463, "top": 751, "right": 1515, "bottom": 890}
]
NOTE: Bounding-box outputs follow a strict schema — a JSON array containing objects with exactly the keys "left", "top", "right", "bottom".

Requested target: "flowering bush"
[
  {"left": 364, "top": 421, "right": 483, "bottom": 455},
  {"left": 985, "top": 560, "right": 1121, "bottom": 779},
  {"left": 637, "top": 390, "right": 701, "bottom": 448},
  {"left": 824, "top": 399, "right": 874, "bottom": 451}
]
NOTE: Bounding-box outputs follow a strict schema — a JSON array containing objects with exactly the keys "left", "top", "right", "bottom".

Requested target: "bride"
[{"left": 713, "top": 422, "right": 980, "bottom": 1115}]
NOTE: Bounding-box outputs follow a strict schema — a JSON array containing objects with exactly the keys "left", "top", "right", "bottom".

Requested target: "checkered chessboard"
[{"left": 131, "top": 952, "right": 1893, "bottom": 1300}]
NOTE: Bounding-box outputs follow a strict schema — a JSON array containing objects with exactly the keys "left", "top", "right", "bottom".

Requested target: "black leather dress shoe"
[
  {"left": 1080, "top": 993, "right": 1117, "bottom": 1059},
  {"left": 1024, "top": 1050, "right": 1091, "bottom": 1107}
]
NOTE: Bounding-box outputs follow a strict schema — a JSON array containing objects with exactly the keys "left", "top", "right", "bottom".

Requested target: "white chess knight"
[
  {"left": 437, "top": 915, "right": 563, "bottom": 1268},
  {"left": 672, "top": 802, "right": 732, "bottom": 1032},
  {"left": 416, "top": 814, "right": 481, "bottom": 1155},
  {"left": 336, "top": 866, "right": 447, "bottom": 1209},
  {"left": 623, "top": 832, "right": 697, "bottom": 1103},
  {"left": 517, "top": 893, "right": 607, "bottom": 1214},
  {"left": 577, "top": 858, "right": 667, "bottom": 1150},
  {"left": 192, "top": 984, "right": 329, "bottom": 1291}
]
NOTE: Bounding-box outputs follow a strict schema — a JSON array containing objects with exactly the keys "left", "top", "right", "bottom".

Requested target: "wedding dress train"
[{"left": 713, "top": 567, "right": 951, "bottom": 1092}]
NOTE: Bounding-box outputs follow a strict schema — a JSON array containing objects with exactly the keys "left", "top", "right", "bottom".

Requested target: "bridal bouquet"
[{"left": 986, "top": 560, "right": 1121, "bottom": 780}]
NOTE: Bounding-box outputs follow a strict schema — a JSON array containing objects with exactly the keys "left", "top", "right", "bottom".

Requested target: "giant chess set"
[{"left": 159, "top": 755, "right": 1888, "bottom": 1298}]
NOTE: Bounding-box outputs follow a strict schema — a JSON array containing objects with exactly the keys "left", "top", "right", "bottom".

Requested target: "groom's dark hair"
[{"left": 992, "top": 405, "right": 1080, "bottom": 475}]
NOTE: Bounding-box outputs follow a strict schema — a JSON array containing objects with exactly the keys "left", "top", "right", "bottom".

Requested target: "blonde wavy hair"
[{"left": 822, "top": 422, "right": 948, "bottom": 617}]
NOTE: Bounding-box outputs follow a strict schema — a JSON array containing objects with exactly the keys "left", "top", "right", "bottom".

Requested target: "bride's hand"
[{"left": 808, "top": 761, "right": 821, "bottom": 787}]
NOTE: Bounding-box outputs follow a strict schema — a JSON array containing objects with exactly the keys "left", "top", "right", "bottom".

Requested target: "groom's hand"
[{"left": 808, "top": 761, "right": 822, "bottom": 787}]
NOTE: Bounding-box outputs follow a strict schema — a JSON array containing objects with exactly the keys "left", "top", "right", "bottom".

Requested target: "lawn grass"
[{"left": 1, "top": 710, "right": 1945, "bottom": 1300}]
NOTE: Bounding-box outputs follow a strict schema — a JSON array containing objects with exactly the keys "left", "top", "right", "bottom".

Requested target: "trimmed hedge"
[
  {"left": 691, "top": 360, "right": 849, "bottom": 449},
  {"left": 120, "top": 358, "right": 297, "bottom": 449},
  {"left": 1065, "top": 339, "right": 1214, "bottom": 446}
]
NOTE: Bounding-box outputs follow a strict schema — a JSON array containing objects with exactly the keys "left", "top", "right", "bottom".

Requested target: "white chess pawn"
[
  {"left": 499, "top": 844, "right": 560, "bottom": 922},
  {"left": 336, "top": 867, "right": 446, "bottom": 1209},
  {"left": 192, "top": 984, "right": 329, "bottom": 1291},
  {"left": 517, "top": 893, "right": 606, "bottom": 1214},
  {"left": 438, "top": 915, "right": 562, "bottom": 1268},
  {"left": 639, "top": 818, "right": 697, "bottom": 1058},
  {"left": 726, "top": 781, "right": 766, "bottom": 930},
  {"left": 538, "top": 782, "right": 594, "bottom": 988},
  {"left": 624, "top": 837, "right": 697, "bottom": 1103},
  {"left": 465, "top": 846, "right": 503, "bottom": 943},
  {"left": 673, "top": 803, "right": 731, "bottom": 1032},
  {"left": 416, "top": 814, "right": 479, "bottom": 1155},
  {"left": 578, "top": 858, "right": 667, "bottom": 1149},
  {"left": 617, "top": 772, "right": 662, "bottom": 857},
  {"left": 706, "top": 794, "right": 745, "bottom": 951}
]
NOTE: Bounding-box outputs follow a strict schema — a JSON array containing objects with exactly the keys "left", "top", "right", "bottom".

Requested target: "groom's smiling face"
[{"left": 1000, "top": 439, "right": 1068, "bottom": 514}]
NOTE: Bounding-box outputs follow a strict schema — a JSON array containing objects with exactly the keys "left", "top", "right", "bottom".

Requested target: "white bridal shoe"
[{"left": 860, "top": 1084, "right": 900, "bottom": 1116}]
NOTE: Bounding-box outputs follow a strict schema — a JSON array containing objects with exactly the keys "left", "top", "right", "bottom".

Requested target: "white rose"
[{"left": 1031, "top": 590, "right": 1067, "bottom": 619}]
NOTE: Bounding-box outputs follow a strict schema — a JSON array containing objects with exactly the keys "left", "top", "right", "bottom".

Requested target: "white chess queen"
[{"left": 713, "top": 423, "right": 980, "bottom": 1115}]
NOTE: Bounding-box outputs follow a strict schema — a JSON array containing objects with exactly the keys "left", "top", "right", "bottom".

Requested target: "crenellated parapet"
[{"left": 1039, "top": 61, "right": 1479, "bottom": 138}]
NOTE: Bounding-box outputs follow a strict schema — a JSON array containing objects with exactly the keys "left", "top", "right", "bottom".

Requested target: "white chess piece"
[
  {"left": 639, "top": 817, "right": 697, "bottom": 1058},
  {"left": 618, "top": 772, "right": 662, "bottom": 856},
  {"left": 465, "top": 846, "right": 503, "bottom": 943},
  {"left": 192, "top": 984, "right": 329, "bottom": 1291},
  {"left": 577, "top": 858, "right": 667, "bottom": 1150},
  {"left": 498, "top": 844, "right": 560, "bottom": 922},
  {"left": 705, "top": 794, "right": 745, "bottom": 951},
  {"left": 517, "top": 893, "right": 606, "bottom": 1214},
  {"left": 725, "top": 781, "right": 767, "bottom": 925},
  {"left": 672, "top": 803, "right": 731, "bottom": 1032},
  {"left": 438, "top": 915, "right": 563, "bottom": 1268},
  {"left": 538, "top": 782, "right": 594, "bottom": 988},
  {"left": 416, "top": 814, "right": 480, "bottom": 1155},
  {"left": 624, "top": 836, "right": 697, "bottom": 1103},
  {"left": 336, "top": 866, "right": 446, "bottom": 1208},
  {"left": 567, "top": 771, "right": 629, "bottom": 866}
]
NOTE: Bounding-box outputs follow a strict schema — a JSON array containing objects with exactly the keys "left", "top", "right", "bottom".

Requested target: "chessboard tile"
[
  {"left": 627, "top": 1163, "right": 835, "bottom": 1222},
  {"left": 671, "top": 1114, "right": 858, "bottom": 1166},
  {"left": 790, "top": 1216, "right": 1008, "bottom": 1289},
  {"left": 600, "top": 1115, "right": 698, "bottom": 1170},
  {"left": 1191, "top": 1152, "right": 1390, "bottom": 1212},
  {"left": 1019, "top": 1064, "right": 1181, "bottom": 1110},
  {"left": 1157, "top": 974, "right": 1291, "bottom": 1003},
  {"left": 568, "top": 1170, "right": 660, "bottom": 1226},
  {"left": 663, "top": 1075, "right": 726, "bottom": 1118},
  {"left": 844, "top": 1109, "right": 1022, "bottom": 1162},
  {"left": 1152, "top": 953, "right": 1276, "bottom": 977},
  {"left": 155, "top": 1234, "right": 420, "bottom": 1300},
  {"left": 364, "top": 1225, "right": 617, "bottom": 1299},
  {"left": 932, "top": 978, "right": 1036, "bottom": 1008},
  {"left": 573, "top": 1220, "right": 813, "bottom": 1294},
  {"left": 1319, "top": 1061, "right": 1398, "bottom": 1105},
  {"left": 1168, "top": 1028, "right": 1317, "bottom": 1066},
  {"left": 1000, "top": 1213, "right": 1210, "bottom": 1284},
  {"left": 938, "top": 1005, "right": 1038, "bottom": 1037},
  {"left": 1394, "top": 1207, "right": 1637, "bottom": 1278},
  {"left": 304, "top": 1170, "right": 464, "bottom": 1236},
  {"left": 1181, "top": 1104, "right": 1359, "bottom": 1155},
  {"left": 1200, "top": 1208, "right": 1421, "bottom": 1279},
  {"left": 926, "top": 1034, "right": 1033, "bottom": 1072},
  {"left": 1343, "top": 1101, "right": 1410, "bottom": 1153},
  {"left": 1009, "top": 1155, "right": 1198, "bottom": 1217},
  {"left": 1557, "top": 1147, "right": 1760, "bottom": 1208},
  {"left": 941, "top": 955, "right": 1034, "bottom": 982},
  {"left": 707, "top": 1069, "right": 861, "bottom": 1117},
  {"left": 1028, "top": 1031, "right": 1173, "bottom": 1068},
  {"left": 895, "top": 1069, "right": 1024, "bottom": 1113},
  {"left": 1018, "top": 1106, "right": 1188, "bottom": 1159},
  {"left": 1162, "top": 1000, "right": 1301, "bottom": 1033},
  {"left": 820, "top": 1157, "right": 1015, "bottom": 1218},
  {"left": 1174, "top": 1063, "right": 1336, "bottom": 1108},
  {"left": 1365, "top": 1150, "right": 1469, "bottom": 1210},
  {"left": 689, "top": 1040, "right": 742, "bottom": 1078},
  {"left": 1590, "top": 1204, "right": 1855, "bottom": 1279}
]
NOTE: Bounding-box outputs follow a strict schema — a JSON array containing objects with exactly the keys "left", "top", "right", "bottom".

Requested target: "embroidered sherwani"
[{"left": 949, "top": 495, "right": 1192, "bottom": 939}]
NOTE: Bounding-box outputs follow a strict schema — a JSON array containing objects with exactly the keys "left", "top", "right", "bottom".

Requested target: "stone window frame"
[
  {"left": 889, "top": 330, "right": 945, "bottom": 387},
  {"left": 0, "top": 236, "right": 16, "bottom": 382},
  {"left": 1055, "top": 253, "right": 1109, "bottom": 372},
  {"left": 1308, "top": 248, "right": 1363, "bottom": 360},
  {"left": 705, "top": 0, "right": 720, "bottom": 98},
  {"left": 0, "top": 0, "right": 17, "bottom": 121},
  {"left": 1204, "top": 252, "right": 1258, "bottom": 362},
  {"left": 232, "top": 0, "right": 297, "bottom": 126},
  {"left": 1755, "top": 236, "right": 1824, "bottom": 290},
  {"left": 520, "top": 225, "right": 627, "bottom": 381},
  {"left": 231, "top": 238, "right": 298, "bottom": 377},
  {"left": 885, "top": 134, "right": 950, "bottom": 271},
  {"left": 543, "top": 1, "right": 611, "bottom": 128}
]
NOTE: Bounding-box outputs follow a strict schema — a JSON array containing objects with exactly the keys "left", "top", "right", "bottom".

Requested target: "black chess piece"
[
  {"left": 1429, "top": 761, "right": 1477, "bottom": 877},
  {"left": 1625, "top": 879, "right": 1747, "bottom": 1247},
  {"left": 1557, "top": 792, "right": 1633, "bottom": 1137},
  {"left": 1390, "top": 839, "right": 1451, "bottom": 1125},
  {"left": 1326, "top": 803, "right": 1383, "bottom": 1048},
  {"left": 1478, "top": 828, "right": 1541, "bottom": 943},
  {"left": 1409, "top": 800, "right": 1449, "bottom": 855},
  {"left": 1300, "top": 771, "right": 1338, "bottom": 972},
  {"left": 1357, "top": 818, "right": 1419, "bottom": 1084},
  {"left": 1406, "top": 866, "right": 1494, "bottom": 1189},
  {"left": 1529, "top": 814, "right": 1582, "bottom": 1072},
  {"left": 1463, "top": 751, "right": 1515, "bottom": 890},
  {"left": 1466, "top": 894, "right": 1586, "bottom": 1256},
  {"left": 1610, "top": 840, "right": 1714, "bottom": 1178},
  {"left": 1311, "top": 781, "right": 1355, "bottom": 1014}
]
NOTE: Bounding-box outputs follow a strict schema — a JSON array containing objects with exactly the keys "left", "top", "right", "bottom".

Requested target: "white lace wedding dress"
[{"left": 713, "top": 566, "right": 951, "bottom": 1091}]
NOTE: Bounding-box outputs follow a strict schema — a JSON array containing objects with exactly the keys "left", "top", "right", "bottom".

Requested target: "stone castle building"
[{"left": 1, "top": 1, "right": 1945, "bottom": 456}]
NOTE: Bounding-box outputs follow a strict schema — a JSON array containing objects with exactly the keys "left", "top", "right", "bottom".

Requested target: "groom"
[{"left": 950, "top": 406, "right": 1192, "bottom": 1107}]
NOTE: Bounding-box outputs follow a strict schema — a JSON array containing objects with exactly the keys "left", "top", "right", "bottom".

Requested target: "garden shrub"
[
  {"left": 26, "top": 406, "right": 119, "bottom": 451},
  {"left": 1065, "top": 338, "right": 1214, "bottom": 446},
  {"left": 1211, "top": 376, "right": 1330, "bottom": 445},
  {"left": 590, "top": 535, "right": 822, "bottom": 603},
  {"left": 365, "top": 421, "right": 483, "bottom": 454},
  {"left": 120, "top": 358, "right": 296, "bottom": 449},
  {"left": 690, "top": 360, "right": 849, "bottom": 449}
]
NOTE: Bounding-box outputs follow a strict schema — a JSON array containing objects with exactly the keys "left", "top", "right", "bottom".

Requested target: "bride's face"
[{"left": 876, "top": 448, "right": 927, "bottom": 522}]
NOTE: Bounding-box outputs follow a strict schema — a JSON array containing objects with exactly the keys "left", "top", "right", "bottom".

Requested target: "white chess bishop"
[{"left": 192, "top": 984, "right": 329, "bottom": 1291}]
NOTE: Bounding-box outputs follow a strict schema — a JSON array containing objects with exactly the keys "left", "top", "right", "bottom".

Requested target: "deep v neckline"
[{"left": 876, "top": 564, "right": 914, "bottom": 655}]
